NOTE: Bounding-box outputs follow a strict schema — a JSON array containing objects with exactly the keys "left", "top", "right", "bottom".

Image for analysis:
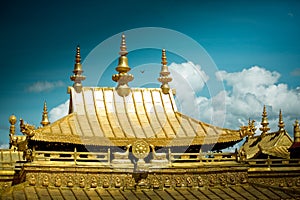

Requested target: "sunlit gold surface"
[
  {"left": 112, "top": 34, "right": 134, "bottom": 97},
  {"left": 31, "top": 87, "right": 243, "bottom": 146},
  {"left": 240, "top": 106, "right": 293, "bottom": 159},
  {"left": 260, "top": 105, "right": 270, "bottom": 137},
  {"left": 158, "top": 49, "right": 172, "bottom": 94},
  {"left": 2, "top": 37, "right": 300, "bottom": 199},
  {"left": 40, "top": 101, "right": 50, "bottom": 127},
  {"left": 132, "top": 139, "right": 150, "bottom": 159},
  {"left": 70, "top": 45, "right": 86, "bottom": 92},
  {"left": 278, "top": 109, "right": 285, "bottom": 132},
  {"left": 294, "top": 120, "right": 300, "bottom": 142},
  {"left": 241, "top": 129, "right": 293, "bottom": 159},
  {"left": 9, "top": 115, "right": 17, "bottom": 126}
]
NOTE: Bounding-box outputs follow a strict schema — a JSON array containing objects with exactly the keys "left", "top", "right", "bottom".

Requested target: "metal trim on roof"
[{"left": 31, "top": 87, "right": 243, "bottom": 146}]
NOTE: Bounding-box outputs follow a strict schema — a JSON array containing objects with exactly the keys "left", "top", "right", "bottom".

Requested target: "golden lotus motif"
[{"left": 132, "top": 140, "right": 150, "bottom": 159}]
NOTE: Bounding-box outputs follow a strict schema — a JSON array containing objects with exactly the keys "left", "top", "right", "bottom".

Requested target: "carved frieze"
[{"left": 21, "top": 169, "right": 279, "bottom": 189}]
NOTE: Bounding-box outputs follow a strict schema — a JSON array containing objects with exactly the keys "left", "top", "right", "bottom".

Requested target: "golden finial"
[
  {"left": 9, "top": 115, "right": 17, "bottom": 150},
  {"left": 9, "top": 115, "right": 17, "bottom": 126},
  {"left": 70, "top": 45, "right": 86, "bottom": 92},
  {"left": 112, "top": 33, "right": 134, "bottom": 97},
  {"left": 295, "top": 119, "right": 299, "bottom": 127},
  {"left": 9, "top": 115, "right": 17, "bottom": 135},
  {"left": 259, "top": 105, "right": 270, "bottom": 137},
  {"left": 243, "top": 118, "right": 256, "bottom": 137},
  {"left": 294, "top": 119, "right": 300, "bottom": 142},
  {"left": 158, "top": 49, "right": 172, "bottom": 94},
  {"left": 161, "top": 49, "right": 167, "bottom": 66},
  {"left": 119, "top": 33, "right": 128, "bottom": 56},
  {"left": 41, "top": 101, "right": 50, "bottom": 127},
  {"left": 278, "top": 109, "right": 285, "bottom": 132},
  {"left": 75, "top": 45, "right": 81, "bottom": 64}
]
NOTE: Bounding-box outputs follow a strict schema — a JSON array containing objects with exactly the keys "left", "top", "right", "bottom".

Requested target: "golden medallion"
[{"left": 132, "top": 140, "right": 150, "bottom": 159}]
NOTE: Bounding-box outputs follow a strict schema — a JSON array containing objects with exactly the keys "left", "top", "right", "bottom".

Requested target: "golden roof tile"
[
  {"left": 2, "top": 184, "right": 300, "bottom": 199},
  {"left": 31, "top": 87, "right": 243, "bottom": 146},
  {"left": 241, "top": 131, "right": 293, "bottom": 159}
]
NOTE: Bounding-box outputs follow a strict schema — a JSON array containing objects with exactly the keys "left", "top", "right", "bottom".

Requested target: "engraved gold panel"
[{"left": 132, "top": 140, "right": 150, "bottom": 159}]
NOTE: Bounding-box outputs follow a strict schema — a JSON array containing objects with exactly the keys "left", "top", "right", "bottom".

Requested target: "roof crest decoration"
[{"left": 112, "top": 33, "right": 134, "bottom": 97}]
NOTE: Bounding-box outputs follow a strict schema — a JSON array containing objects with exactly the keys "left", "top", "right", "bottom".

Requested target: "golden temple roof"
[
  {"left": 241, "top": 131, "right": 293, "bottom": 159},
  {"left": 241, "top": 108, "right": 293, "bottom": 159},
  {"left": 31, "top": 87, "right": 243, "bottom": 146},
  {"left": 25, "top": 35, "right": 244, "bottom": 147}
]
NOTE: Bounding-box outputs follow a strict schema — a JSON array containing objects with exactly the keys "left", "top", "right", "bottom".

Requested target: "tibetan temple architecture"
[{"left": 1, "top": 34, "right": 300, "bottom": 199}]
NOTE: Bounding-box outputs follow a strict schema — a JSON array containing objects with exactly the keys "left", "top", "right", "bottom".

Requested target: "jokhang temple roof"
[
  {"left": 29, "top": 34, "right": 244, "bottom": 147},
  {"left": 241, "top": 107, "right": 293, "bottom": 159},
  {"left": 2, "top": 34, "right": 300, "bottom": 200},
  {"left": 31, "top": 87, "right": 242, "bottom": 146},
  {"left": 241, "top": 131, "right": 292, "bottom": 159}
]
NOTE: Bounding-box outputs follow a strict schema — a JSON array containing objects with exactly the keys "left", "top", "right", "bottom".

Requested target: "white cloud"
[
  {"left": 197, "top": 66, "right": 300, "bottom": 134},
  {"left": 49, "top": 100, "right": 69, "bottom": 122},
  {"left": 291, "top": 68, "right": 300, "bottom": 76},
  {"left": 0, "top": 144, "right": 9, "bottom": 149},
  {"left": 27, "top": 81, "right": 65, "bottom": 93},
  {"left": 169, "top": 61, "right": 209, "bottom": 119},
  {"left": 169, "top": 61, "right": 209, "bottom": 92}
]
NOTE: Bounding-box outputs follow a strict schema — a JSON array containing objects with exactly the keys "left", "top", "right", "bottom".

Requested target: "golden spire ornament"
[
  {"left": 40, "top": 101, "right": 50, "bottom": 127},
  {"left": 9, "top": 115, "right": 17, "bottom": 135},
  {"left": 112, "top": 33, "right": 134, "bottom": 97},
  {"left": 294, "top": 119, "right": 300, "bottom": 142},
  {"left": 70, "top": 45, "right": 86, "bottom": 92},
  {"left": 278, "top": 109, "right": 285, "bottom": 132},
  {"left": 248, "top": 118, "right": 256, "bottom": 137},
  {"left": 259, "top": 105, "right": 270, "bottom": 137},
  {"left": 9, "top": 114, "right": 17, "bottom": 149},
  {"left": 158, "top": 49, "right": 172, "bottom": 94}
]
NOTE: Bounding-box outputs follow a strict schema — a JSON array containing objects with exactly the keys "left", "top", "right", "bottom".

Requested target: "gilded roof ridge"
[
  {"left": 176, "top": 111, "right": 240, "bottom": 132},
  {"left": 35, "top": 112, "right": 76, "bottom": 133}
]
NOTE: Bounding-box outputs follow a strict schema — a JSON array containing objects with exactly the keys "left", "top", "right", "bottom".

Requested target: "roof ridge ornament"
[
  {"left": 40, "top": 101, "right": 50, "bottom": 127},
  {"left": 70, "top": 45, "right": 86, "bottom": 93},
  {"left": 278, "top": 109, "right": 285, "bottom": 132},
  {"left": 119, "top": 33, "right": 128, "bottom": 56},
  {"left": 112, "top": 33, "right": 134, "bottom": 97},
  {"left": 158, "top": 49, "right": 172, "bottom": 94},
  {"left": 259, "top": 105, "right": 270, "bottom": 137}
]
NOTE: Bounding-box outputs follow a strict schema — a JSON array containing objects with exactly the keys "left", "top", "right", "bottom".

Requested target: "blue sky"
[{"left": 0, "top": 0, "right": 300, "bottom": 146}]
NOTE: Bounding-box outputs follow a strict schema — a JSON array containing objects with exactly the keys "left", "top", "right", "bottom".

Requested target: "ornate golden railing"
[
  {"left": 27, "top": 148, "right": 300, "bottom": 168},
  {"left": 32, "top": 148, "right": 110, "bottom": 165},
  {"left": 169, "top": 151, "right": 237, "bottom": 165},
  {"left": 30, "top": 148, "right": 239, "bottom": 166},
  {"left": 245, "top": 157, "right": 300, "bottom": 167}
]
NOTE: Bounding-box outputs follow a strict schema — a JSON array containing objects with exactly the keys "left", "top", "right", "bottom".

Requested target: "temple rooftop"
[
  {"left": 22, "top": 34, "right": 244, "bottom": 150},
  {"left": 1, "top": 34, "right": 300, "bottom": 199}
]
